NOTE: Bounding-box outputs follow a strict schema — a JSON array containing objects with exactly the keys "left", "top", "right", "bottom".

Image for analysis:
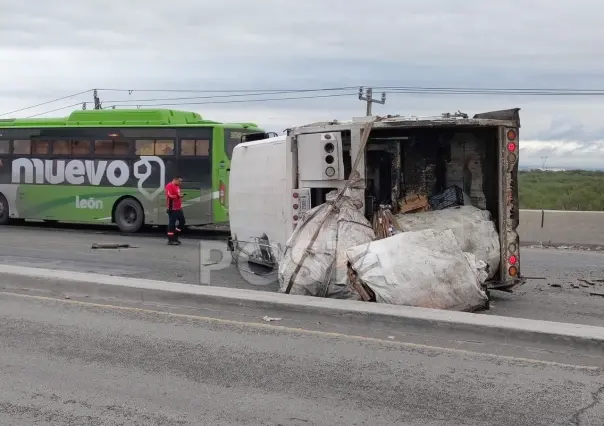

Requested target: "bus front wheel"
[
  {"left": 0, "top": 194, "right": 9, "bottom": 225},
  {"left": 114, "top": 198, "right": 144, "bottom": 233}
]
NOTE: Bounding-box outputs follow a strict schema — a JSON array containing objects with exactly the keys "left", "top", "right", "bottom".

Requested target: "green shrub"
[{"left": 519, "top": 170, "right": 604, "bottom": 211}]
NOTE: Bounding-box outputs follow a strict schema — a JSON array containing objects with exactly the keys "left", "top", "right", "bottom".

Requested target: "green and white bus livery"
[{"left": 0, "top": 108, "right": 262, "bottom": 232}]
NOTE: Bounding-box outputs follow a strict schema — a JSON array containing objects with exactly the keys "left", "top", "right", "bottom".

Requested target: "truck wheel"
[{"left": 114, "top": 198, "right": 144, "bottom": 233}]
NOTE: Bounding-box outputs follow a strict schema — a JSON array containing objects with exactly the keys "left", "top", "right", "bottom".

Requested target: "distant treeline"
[{"left": 519, "top": 170, "right": 604, "bottom": 211}]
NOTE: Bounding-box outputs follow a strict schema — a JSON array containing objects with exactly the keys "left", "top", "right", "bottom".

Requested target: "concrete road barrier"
[
  {"left": 520, "top": 209, "right": 604, "bottom": 247},
  {"left": 1, "top": 264, "right": 603, "bottom": 357}
]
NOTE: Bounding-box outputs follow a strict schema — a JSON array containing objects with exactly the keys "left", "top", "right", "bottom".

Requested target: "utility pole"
[
  {"left": 93, "top": 90, "right": 102, "bottom": 110},
  {"left": 541, "top": 156, "right": 548, "bottom": 170},
  {"left": 358, "top": 86, "right": 386, "bottom": 116}
]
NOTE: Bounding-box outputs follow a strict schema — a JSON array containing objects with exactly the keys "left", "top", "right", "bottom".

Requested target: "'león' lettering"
[{"left": 75, "top": 195, "right": 104, "bottom": 210}]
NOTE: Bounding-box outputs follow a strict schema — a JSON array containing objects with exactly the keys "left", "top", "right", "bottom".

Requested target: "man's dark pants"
[{"left": 167, "top": 209, "right": 186, "bottom": 242}]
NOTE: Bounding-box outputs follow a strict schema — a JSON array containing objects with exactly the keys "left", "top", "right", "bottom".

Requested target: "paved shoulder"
[{"left": 0, "top": 293, "right": 602, "bottom": 426}]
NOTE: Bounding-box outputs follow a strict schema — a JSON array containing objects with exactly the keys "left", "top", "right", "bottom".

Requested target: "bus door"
[{"left": 178, "top": 139, "right": 213, "bottom": 225}]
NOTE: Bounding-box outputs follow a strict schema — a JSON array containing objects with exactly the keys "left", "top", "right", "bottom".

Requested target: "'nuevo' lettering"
[{"left": 11, "top": 158, "right": 130, "bottom": 186}]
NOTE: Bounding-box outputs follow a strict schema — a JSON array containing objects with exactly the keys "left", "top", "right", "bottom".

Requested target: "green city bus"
[{"left": 0, "top": 108, "right": 262, "bottom": 232}]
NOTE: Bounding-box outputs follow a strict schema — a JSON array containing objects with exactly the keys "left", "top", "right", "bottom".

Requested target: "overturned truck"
[{"left": 227, "top": 109, "right": 524, "bottom": 308}]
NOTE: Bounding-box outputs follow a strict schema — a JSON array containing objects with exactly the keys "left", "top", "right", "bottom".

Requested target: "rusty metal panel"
[
  {"left": 473, "top": 108, "right": 521, "bottom": 127},
  {"left": 389, "top": 142, "right": 402, "bottom": 211}
]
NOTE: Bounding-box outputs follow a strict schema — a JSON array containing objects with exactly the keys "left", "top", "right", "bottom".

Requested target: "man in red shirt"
[{"left": 165, "top": 176, "right": 186, "bottom": 245}]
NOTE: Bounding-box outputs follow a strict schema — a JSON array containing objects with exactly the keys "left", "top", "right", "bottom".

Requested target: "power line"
[
  {"left": 96, "top": 85, "right": 604, "bottom": 96},
  {"left": 25, "top": 102, "right": 86, "bottom": 118},
  {"left": 105, "top": 93, "right": 356, "bottom": 109},
  {"left": 11, "top": 84, "right": 604, "bottom": 119},
  {"left": 0, "top": 89, "right": 92, "bottom": 117},
  {"left": 96, "top": 86, "right": 359, "bottom": 94},
  {"left": 103, "top": 88, "right": 357, "bottom": 104},
  {"left": 378, "top": 86, "right": 604, "bottom": 96},
  {"left": 377, "top": 85, "right": 604, "bottom": 93}
]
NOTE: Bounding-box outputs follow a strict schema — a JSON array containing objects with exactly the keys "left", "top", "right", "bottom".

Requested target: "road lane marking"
[{"left": 0, "top": 290, "right": 601, "bottom": 371}]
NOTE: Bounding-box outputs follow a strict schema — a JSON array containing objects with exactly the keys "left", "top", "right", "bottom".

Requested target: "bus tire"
[
  {"left": 0, "top": 194, "right": 9, "bottom": 225},
  {"left": 114, "top": 197, "right": 144, "bottom": 233}
]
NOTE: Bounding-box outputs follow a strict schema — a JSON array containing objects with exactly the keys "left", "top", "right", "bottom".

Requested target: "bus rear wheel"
[
  {"left": 0, "top": 194, "right": 9, "bottom": 225},
  {"left": 114, "top": 198, "right": 144, "bottom": 233}
]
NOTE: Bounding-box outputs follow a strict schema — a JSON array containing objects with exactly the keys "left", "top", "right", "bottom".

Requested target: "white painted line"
[{"left": 1, "top": 264, "right": 603, "bottom": 342}]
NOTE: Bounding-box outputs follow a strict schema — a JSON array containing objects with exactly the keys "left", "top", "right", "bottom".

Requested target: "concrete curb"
[{"left": 1, "top": 264, "right": 604, "bottom": 355}]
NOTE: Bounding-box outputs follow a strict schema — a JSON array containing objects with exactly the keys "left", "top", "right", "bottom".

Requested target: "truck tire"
[
  {"left": 0, "top": 194, "right": 9, "bottom": 225},
  {"left": 114, "top": 198, "right": 144, "bottom": 233}
]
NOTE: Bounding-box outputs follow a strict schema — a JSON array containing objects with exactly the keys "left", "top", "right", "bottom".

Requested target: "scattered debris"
[
  {"left": 578, "top": 279, "right": 596, "bottom": 286},
  {"left": 347, "top": 265, "right": 375, "bottom": 301},
  {"left": 372, "top": 205, "right": 402, "bottom": 240},
  {"left": 64, "top": 295, "right": 70, "bottom": 300},
  {"left": 398, "top": 192, "right": 429, "bottom": 214},
  {"left": 428, "top": 185, "right": 464, "bottom": 211},
  {"left": 91, "top": 243, "right": 133, "bottom": 249},
  {"left": 262, "top": 316, "right": 282, "bottom": 322},
  {"left": 549, "top": 283, "right": 562, "bottom": 288},
  {"left": 526, "top": 244, "right": 603, "bottom": 252},
  {"left": 524, "top": 276, "right": 547, "bottom": 280},
  {"left": 589, "top": 292, "right": 604, "bottom": 298}
]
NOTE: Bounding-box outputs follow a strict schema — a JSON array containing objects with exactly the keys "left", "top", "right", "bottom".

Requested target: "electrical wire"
[
  {"left": 105, "top": 92, "right": 356, "bottom": 109},
  {"left": 97, "top": 85, "right": 604, "bottom": 97},
  {"left": 11, "top": 84, "right": 604, "bottom": 118},
  {"left": 102, "top": 88, "right": 357, "bottom": 104},
  {"left": 97, "top": 86, "right": 359, "bottom": 94},
  {"left": 375, "top": 86, "right": 604, "bottom": 96},
  {"left": 25, "top": 102, "right": 86, "bottom": 118},
  {"left": 376, "top": 85, "right": 604, "bottom": 93},
  {"left": 0, "top": 90, "right": 92, "bottom": 117}
]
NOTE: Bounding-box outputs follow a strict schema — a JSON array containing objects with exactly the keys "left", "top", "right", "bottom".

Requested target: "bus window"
[
  {"left": 135, "top": 139, "right": 174, "bottom": 156},
  {"left": 53, "top": 140, "right": 91, "bottom": 155},
  {"left": 95, "top": 140, "right": 131, "bottom": 155},
  {"left": 0, "top": 140, "right": 8, "bottom": 154},
  {"left": 225, "top": 131, "right": 243, "bottom": 159},
  {"left": 181, "top": 139, "right": 209, "bottom": 156},
  {"left": 155, "top": 140, "right": 174, "bottom": 156},
  {"left": 13, "top": 140, "right": 31, "bottom": 154},
  {"left": 135, "top": 140, "right": 154, "bottom": 155},
  {"left": 53, "top": 140, "right": 71, "bottom": 155},
  {"left": 32, "top": 140, "right": 50, "bottom": 155},
  {"left": 113, "top": 140, "right": 130, "bottom": 155},
  {"left": 72, "top": 140, "right": 91, "bottom": 155}
]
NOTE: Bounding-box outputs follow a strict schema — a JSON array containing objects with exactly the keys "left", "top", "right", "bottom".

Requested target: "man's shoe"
[{"left": 168, "top": 240, "right": 180, "bottom": 246}]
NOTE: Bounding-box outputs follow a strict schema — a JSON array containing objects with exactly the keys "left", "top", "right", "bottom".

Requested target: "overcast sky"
[{"left": 2, "top": 0, "right": 604, "bottom": 169}]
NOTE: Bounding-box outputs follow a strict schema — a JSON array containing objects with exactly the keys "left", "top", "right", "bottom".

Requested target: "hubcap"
[{"left": 123, "top": 206, "right": 137, "bottom": 225}]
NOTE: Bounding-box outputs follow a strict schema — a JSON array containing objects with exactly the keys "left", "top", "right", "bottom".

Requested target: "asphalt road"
[
  {"left": 0, "top": 225, "right": 603, "bottom": 326},
  {"left": 0, "top": 291, "right": 603, "bottom": 426}
]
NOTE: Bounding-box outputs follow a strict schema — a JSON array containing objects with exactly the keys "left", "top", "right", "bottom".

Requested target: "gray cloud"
[{"left": 2, "top": 0, "right": 604, "bottom": 168}]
